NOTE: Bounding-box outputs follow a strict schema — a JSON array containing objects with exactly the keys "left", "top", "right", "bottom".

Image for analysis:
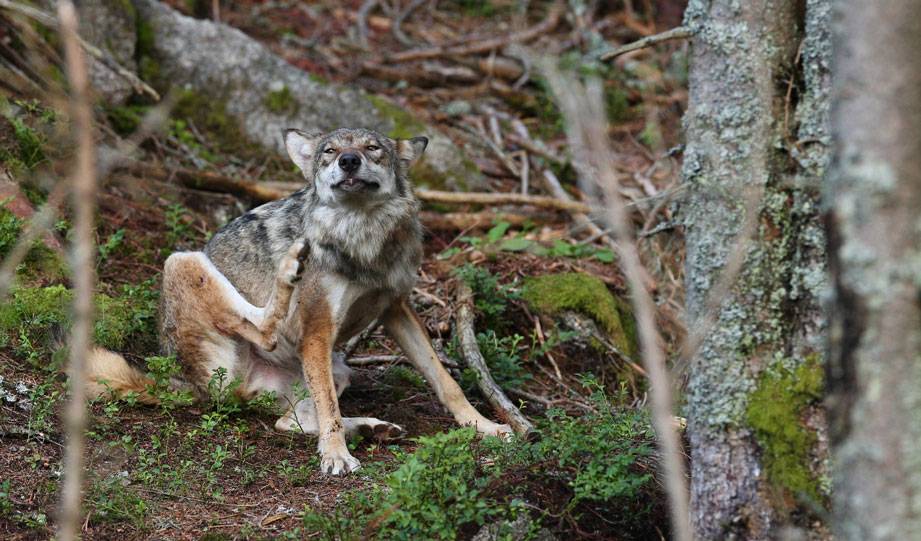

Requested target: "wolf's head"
[{"left": 284, "top": 127, "right": 427, "bottom": 205}]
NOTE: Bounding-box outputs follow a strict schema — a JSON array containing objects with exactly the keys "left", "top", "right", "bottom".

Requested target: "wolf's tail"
[{"left": 85, "top": 347, "right": 160, "bottom": 405}]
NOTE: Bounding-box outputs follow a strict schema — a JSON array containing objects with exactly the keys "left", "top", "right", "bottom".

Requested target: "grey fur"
[{"left": 188, "top": 128, "right": 424, "bottom": 337}]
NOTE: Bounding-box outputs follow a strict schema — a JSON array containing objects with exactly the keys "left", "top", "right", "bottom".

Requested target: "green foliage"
[
  {"left": 383, "top": 429, "right": 502, "bottom": 539},
  {"left": 382, "top": 365, "right": 427, "bottom": 391},
  {"left": 264, "top": 86, "right": 299, "bottom": 114},
  {"left": 746, "top": 355, "right": 825, "bottom": 503},
  {"left": 0, "top": 205, "right": 65, "bottom": 281},
  {"left": 302, "top": 428, "right": 516, "bottom": 541},
  {"left": 453, "top": 264, "right": 519, "bottom": 328},
  {"left": 444, "top": 221, "right": 614, "bottom": 262},
  {"left": 522, "top": 272, "right": 637, "bottom": 357},
  {"left": 472, "top": 330, "right": 530, "bottom": 389},
  {"left": 90, "top": 474, "right": 150, "bottom": 527},
  {"left": 486, "top": 377, "right": 654, "bottom": 507},
  {"left": 0, "top": 281, "right": 159, "bottom": 364},
  {"left": 165, "top": 203, "right": 194, "bottom": 247},
  {"left": 0, "top": 115, "right": 46, "bottom": 170},
  {"left": 140, "top": 355, "right": 195, "bottom": 410},
  {"left": 103, "top": 104, "right": 149, "bottom": 136},
  {"left": 98, "top": 228, "right": 126, "bottom": 263}
]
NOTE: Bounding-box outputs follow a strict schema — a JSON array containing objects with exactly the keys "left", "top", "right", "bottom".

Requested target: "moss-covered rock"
[
  {"left": 745, "top": 355, "right": 824, "bottom": 503},
  {"left": 522, "top": 272, "right": 637, "bottom": 358}
]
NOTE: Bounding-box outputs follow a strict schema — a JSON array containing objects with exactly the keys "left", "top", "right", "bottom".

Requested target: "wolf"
[{"left": 87, "top": 127, "right": 511, "bottom": 475}]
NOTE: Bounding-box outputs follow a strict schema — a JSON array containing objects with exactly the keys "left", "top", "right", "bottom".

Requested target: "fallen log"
[
  {"left": 456, "top": 282, "right": 535, "bottom": 438},
  {"left": 119, "top": 162, "right": 592, "bottom": 214}
]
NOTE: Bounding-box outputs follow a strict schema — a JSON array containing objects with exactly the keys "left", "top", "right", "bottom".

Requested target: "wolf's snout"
[{"left": 338, "top": 153, "right": 361, "bottom": 173}]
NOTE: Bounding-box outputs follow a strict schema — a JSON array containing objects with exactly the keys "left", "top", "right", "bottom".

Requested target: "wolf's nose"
[{"left": 339, "top": 153, "right": 361, "bottom": 173}]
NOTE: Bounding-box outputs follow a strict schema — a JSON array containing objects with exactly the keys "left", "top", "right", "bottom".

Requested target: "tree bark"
[
  {"left": 826, "top": 2, "right": 921, "bottom": 539},
  {"left": 681, "top": 1, "right": 831, "bottom": 538}
]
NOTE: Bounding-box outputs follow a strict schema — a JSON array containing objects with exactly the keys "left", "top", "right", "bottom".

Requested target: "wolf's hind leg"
[{"left": 250, "top": 240, "right": 309, "bottom": 346}]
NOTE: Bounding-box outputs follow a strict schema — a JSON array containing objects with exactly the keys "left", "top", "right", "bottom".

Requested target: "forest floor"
[{"left": 0, "top": 0, "right": 689, "bottom": 539}]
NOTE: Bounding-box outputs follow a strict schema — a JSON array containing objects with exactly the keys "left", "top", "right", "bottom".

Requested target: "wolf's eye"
[
  {"left": 323, "top": 147, "right": 336, "bottom": 154},
  {"left": 366, "top": 145, "right": 379, "bottom": 151}
]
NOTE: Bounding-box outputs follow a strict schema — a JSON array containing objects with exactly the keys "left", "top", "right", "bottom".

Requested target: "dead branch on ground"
[
  {"left": 456, "top": 282, "right": 535, "bottom": 437},
  {"left": 384, "top": 2, "right": 563, "bottom": 63}
]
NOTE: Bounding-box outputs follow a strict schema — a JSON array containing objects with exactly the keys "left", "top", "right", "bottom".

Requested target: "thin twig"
[
  {"left": 356, "top": 0, "right": 378, "bottom": 48},
  {"left": 599, "top": 26, "right": 693, "bottom": 61},
  {"left": 58, "top": 2, "right": 97, "bottom": 539},
  {"left": 456, "top": 282, "right": 535, "bottom": 437},
  {"left": 392, "top": 0, "right": 426, "bottom": 46},
  {"left": 540, "top": 60, "right": 692, "bottom": 541}
]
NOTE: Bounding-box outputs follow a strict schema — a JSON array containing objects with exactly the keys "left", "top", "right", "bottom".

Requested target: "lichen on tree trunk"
[
  {"left": 826, "top": 1, "right": 921, "bottom": 539},
  {"left": 681, "top": 0, "right": 831, "bottom": 538}
]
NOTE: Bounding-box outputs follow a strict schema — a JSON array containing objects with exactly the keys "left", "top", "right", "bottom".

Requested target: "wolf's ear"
[
  {"left": 396, "top": 136, "right": 428, "bottom": 166},
  {"left": 284, "top": 129, "right": 323, "bottom": 174}
]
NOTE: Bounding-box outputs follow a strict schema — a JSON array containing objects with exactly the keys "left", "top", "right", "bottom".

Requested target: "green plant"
[
  {"left": 301, "top": 428, "right": 519, "bottom": 540},
  {"left": 463, "top": 331, "right": 530, "bottom": 390},
  {"left": 453, "top": 264, "right": 519, "bottom": 328},
  {"left": 485, "top": 376, "right": 655, "bottom": 508},
  {"left": 98, "top": 228, "right": 126, "bottom": 263},
  {"left": 165, "top": 203, "right": 193, "bottom": 246},
  {"left": 90, "top": 474, "right": 150, "bottom": 527}
]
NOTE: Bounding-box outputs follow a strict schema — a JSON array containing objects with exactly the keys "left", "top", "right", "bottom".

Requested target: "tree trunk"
[
  {"left": 681, "top": 1, "right": 831, "bottom": 538},
  {"left": 826, "top": 2, "right": 921, "bottom": 539}
]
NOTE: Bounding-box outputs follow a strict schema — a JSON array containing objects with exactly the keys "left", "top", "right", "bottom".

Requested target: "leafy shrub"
[
  {"left": 484, "top": 376, "right": 655, "bottom": 508},
  {"left": 0, "top": 280, "right": 160, "bottom": 364},
  {"left": 453, "top": 264, "right": 519, "bottom": 328},
  {"left": 302, "top": 428, "right": 519, "bottom": 540}
]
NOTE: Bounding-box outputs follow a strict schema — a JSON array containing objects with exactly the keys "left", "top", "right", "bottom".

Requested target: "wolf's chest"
[{"left": 320, "top": 273, "right": 394, "bottom": 341}]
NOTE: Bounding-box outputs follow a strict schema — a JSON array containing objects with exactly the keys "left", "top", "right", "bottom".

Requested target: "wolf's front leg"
[
  {"left": 300, "top": 331, "right": 360, "bottom": 475},
  {"left": 383, "top": 300, "right": 512, "bottom": 437}
]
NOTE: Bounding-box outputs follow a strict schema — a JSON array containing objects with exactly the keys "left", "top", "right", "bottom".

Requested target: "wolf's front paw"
[
  {"left": 477, "top": 421, "right": 513, "bottom": 440},
  {"left": 320, "top": 449, "right": 361, "bottom": 476}
]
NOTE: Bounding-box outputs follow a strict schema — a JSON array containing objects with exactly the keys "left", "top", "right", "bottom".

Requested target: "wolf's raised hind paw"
[{"left": 279, "top": 240, "right": 308, "bottom": 285}]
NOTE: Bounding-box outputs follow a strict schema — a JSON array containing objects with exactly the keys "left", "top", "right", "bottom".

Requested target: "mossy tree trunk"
[
  {"left": 826, "top": 2, "right": 921, "bottom": 538},
  {"left": 681, "top": 1, "right": 831, "bottom": 538}
]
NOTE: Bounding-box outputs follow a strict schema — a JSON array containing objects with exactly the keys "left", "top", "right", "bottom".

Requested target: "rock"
[
  {"left": 0, "top": 170, "right": 62, "bottom": 252},
  {"left": 75, "top": 0, "right": 138, "bottom": 104},
  {"left": 133, "top": 0, "right": 481, "bottom": 190},
  {"left": 472, "top": 515, "right": 556, "bottom": 541}
]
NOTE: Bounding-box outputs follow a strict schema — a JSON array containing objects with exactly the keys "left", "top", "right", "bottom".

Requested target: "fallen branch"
[
  {"left": 415, "top": 188, "right": 590, "bottom": 213},
  {"left": 385, "top": 1, "right": 563, "bottom": 63},
  {"left": 420, "top": 210, "right": 555, "bottom": 231},
  {"left": 599, "top": 26, "right": 693, "bottom": 62},
  {"left": 122, "top": 162, "right": 593, "bottom": 214},
  {"left": 456, "top": 282, "right": 535, "bottom": 437}
]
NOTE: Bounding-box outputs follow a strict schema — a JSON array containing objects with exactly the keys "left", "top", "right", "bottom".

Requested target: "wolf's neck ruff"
[{"left": 304, "top": 187, "right": 422, "bottom": 292}]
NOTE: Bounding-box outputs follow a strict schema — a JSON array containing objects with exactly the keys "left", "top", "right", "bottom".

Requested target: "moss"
[
  {"left": 135, "top": 17, "right": 160, "bottom": 86},
  {"left": 103, "top": 104, "right": 148, "bottom": 136},
  {"left": 0, "top": 282, "right": 159, "bottom": 362},
  {"left": 264, "top": 86, "right": 299, "bottom": 115},
  {"left": 0, "top": 206, "right": 66, "bottom": 282},
  {"left": 366, "top": 95, "right": 427, "bottom": 140},
  {"left": 523, "top": 272, "right": 637, "bottom": 358},
  {"left": 745, "top": 355, "right": 824, "bottom": 503}
]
